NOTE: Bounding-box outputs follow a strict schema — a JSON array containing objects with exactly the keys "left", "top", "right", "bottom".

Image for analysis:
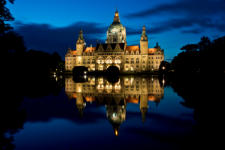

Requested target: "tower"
[
  {"left": 76, "top": 30, "right": 85, "bottom": 55},
  {"left": 140, "top": 26, "right": 148, "bottom": 55}
]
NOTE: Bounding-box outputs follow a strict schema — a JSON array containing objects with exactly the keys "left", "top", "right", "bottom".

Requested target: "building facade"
[{"left": 65, "top": 10, "right": 164, "bottom": 73}]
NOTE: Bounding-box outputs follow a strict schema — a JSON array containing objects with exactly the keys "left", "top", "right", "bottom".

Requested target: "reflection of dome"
[
  {"left": 106, "top": 99, "right": 126, "bottom": 136},
  {"left": 108, "top": 111, "right": 124, "bottom": 124},
  {"left": 106, "top": 10, "right": 126, "bottom": 44}
]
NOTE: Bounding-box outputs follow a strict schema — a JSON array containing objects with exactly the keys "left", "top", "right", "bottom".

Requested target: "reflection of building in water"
[{"left": 65, "top": 76, "right": 164, "bottom": 135}]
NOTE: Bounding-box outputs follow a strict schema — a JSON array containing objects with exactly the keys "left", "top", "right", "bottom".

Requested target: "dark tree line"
[
  {"left": 163, "top": 35, "right": 225, "bottom": 148},
  {"left": 1, "top": 1, "right": 64, "bottom": 149},
  {"left": 169, "top": 36, "right": 225, "bottom": 74}
]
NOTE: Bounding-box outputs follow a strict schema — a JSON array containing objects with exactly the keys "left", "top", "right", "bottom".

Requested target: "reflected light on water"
[{"left": 65, "top": 75, "right": 165, "bottom": 136}]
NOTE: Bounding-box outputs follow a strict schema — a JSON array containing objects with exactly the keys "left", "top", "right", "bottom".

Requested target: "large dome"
[
  {"left": 108, "top": 23, "right": 124, "bottom": 33},
  {"left": 106, "top": 10, "right": 126, "bottom": 44}
]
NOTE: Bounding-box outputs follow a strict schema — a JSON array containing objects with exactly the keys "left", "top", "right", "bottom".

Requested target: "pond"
[{"left": 3, "top": 75, "right": 196, "bottom": 150}]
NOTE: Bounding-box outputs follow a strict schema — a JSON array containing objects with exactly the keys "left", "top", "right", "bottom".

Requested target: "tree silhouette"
[
  {"left": 198, "top": 36, "right": 211, "bottom": 51},
  {"left": 180, "top": 44, "right": 199, "bottom": 52},
  {"left": 0, "top": 0, "right": 14, "bottom": 34},
  {"left": 171, "top": 35, "right": 225, "bottom": 74}
]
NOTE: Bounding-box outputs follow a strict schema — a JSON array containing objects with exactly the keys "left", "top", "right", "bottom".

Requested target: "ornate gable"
[
  {"left": 98, "top": 44, "right": 104, "bottom": 51},
  {"left": 114, "top": 43, "right": 121, "bottom": 51},
  {"left": 106, "top": 44, "right": 113, "bottom": 51}
]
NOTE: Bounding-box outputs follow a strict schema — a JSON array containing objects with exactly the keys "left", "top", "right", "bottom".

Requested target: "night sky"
[{"left": 7, "top": 0, "right": 225, "bottom": 60}]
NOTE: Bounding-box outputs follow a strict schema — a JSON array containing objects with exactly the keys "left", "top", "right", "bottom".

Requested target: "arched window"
[
  {"left": 115, "top": 57, "right": 121, "bottom": 64},
  {"left": 106, "top": 56, "right": 113, "bottom": 64},
  {"left": 97, "top": 57, "right": 104, "bottom": 64}
]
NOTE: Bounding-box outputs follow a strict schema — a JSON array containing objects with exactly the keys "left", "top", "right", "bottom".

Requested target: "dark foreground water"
[{"left": 3, "top": 75, "right": 196, "bottom": 150}]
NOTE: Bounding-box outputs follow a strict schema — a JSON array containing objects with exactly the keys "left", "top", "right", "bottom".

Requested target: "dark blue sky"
[{"left": 8, "top": 0, "right": 225, "bottom": 60}]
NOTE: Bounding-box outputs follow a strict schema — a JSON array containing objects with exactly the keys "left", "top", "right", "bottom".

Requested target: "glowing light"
[
  {"left": 115, "top": 129, "right": 119, "bottom": 136},
  {"left": 162, "top": 79, "right": 165, "bottom": 85},
  {"left": 98, "top": 65, "right": 104, "bottom": 71},
  {"left": 77, "top": 87, "right": 82, "bottom": 93},
  {"left": 112, "top": 113, "right": 117, "bottom": 118},
  {"left": 98, "top": 78, "right": 104, "bottom": 84},
  {"left": 115, "top": 59, "right": 121, "bottom": 64},
  {"left": 77, "top": 56, "right": 82, "bottom": 61},
  {"left": 131, "top": 67, "right": 134, "bottom": 71},
  {"left": 130, "top": 77, "right": 134, "bottom": 84},
  {"left": 115, "top": 84, "right": 121, "bottom": 90},
  {"left": 106, "top": 59, "right": 112, "bottom": 64}
]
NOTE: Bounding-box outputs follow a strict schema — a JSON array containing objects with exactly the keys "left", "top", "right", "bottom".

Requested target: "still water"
[{"left": 11, "top": 75, "right": 195, "bottom": 150}]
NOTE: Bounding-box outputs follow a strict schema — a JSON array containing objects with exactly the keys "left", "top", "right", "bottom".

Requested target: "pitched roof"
[
  {"left": 148, "top": 48, "right": 157, "bottom": 54},
  {"left": 126, "top": 45, "right": 139, "bottom": 52},
  {"left": 84, "top": 47, "right": 96, "bottom": 53}
]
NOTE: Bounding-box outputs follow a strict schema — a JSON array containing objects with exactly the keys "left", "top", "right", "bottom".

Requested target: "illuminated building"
[{"left": 65, "top": 10, "right": 164, "bottom": 73}]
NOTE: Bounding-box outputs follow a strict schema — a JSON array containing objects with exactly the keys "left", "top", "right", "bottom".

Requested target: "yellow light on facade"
[
  {"left": 115, "top": 59, "right": 121, "bottom": 64},
  {"left": 77, "top": 56, "right": 82, "bottom": 61},
  {"left": 77, "top": 87, "right": 82, "bottom": 93},
  {"left": 106, "top": 84, "right": 112, "bottom": 90},
  {"left": 131, "top": 67, "right": 134, "bottom": 71},
  {"left": 115, "top": 84, "right": 121, "bottom": 90},
  {"left": 106, "top": 59, "right": 112, "bottom": 64}
]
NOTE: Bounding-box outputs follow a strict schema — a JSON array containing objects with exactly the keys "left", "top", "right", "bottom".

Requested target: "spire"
[
  {"left": 141, "top": 26, "right": 148, "bottom": 41},
  {"left": 78, "top": 29, "right": 84, "bottom": 41},
  {"left": 155, "top": 42, "right": 161, "bottom": 48},
  {"left": 113, "top": 9, "right": 120, "bottom": 24},
  {"left": 77, "top": 29, "right": 85, "bottom": 44}
]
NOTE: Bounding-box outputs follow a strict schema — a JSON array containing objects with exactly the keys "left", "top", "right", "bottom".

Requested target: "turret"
[
  {"left": 76, "top": 30, "right": 85, "bottom": 55},
  {"left": 140, "top": 26, "right": 148, "bottom": 55}
]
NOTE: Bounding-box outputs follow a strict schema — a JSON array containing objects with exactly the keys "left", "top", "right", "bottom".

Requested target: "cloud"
[
  {"left": 181, "top": 29, "right": 203, "bottom": 34},
  {"left": 149, "top": 17, "right": 225, "bottom": 34},
  {"left": 126, "top": 27, "right": 142, "bottom": 35},
  {"left": 125, "top": 0, "right": 225, "bottom": 18},
  {"left": 124, "top": 0, "right": 225, "bottom": 34},
  {"left": 14, "top": 21, "right": 107, "bottom": 57}
]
